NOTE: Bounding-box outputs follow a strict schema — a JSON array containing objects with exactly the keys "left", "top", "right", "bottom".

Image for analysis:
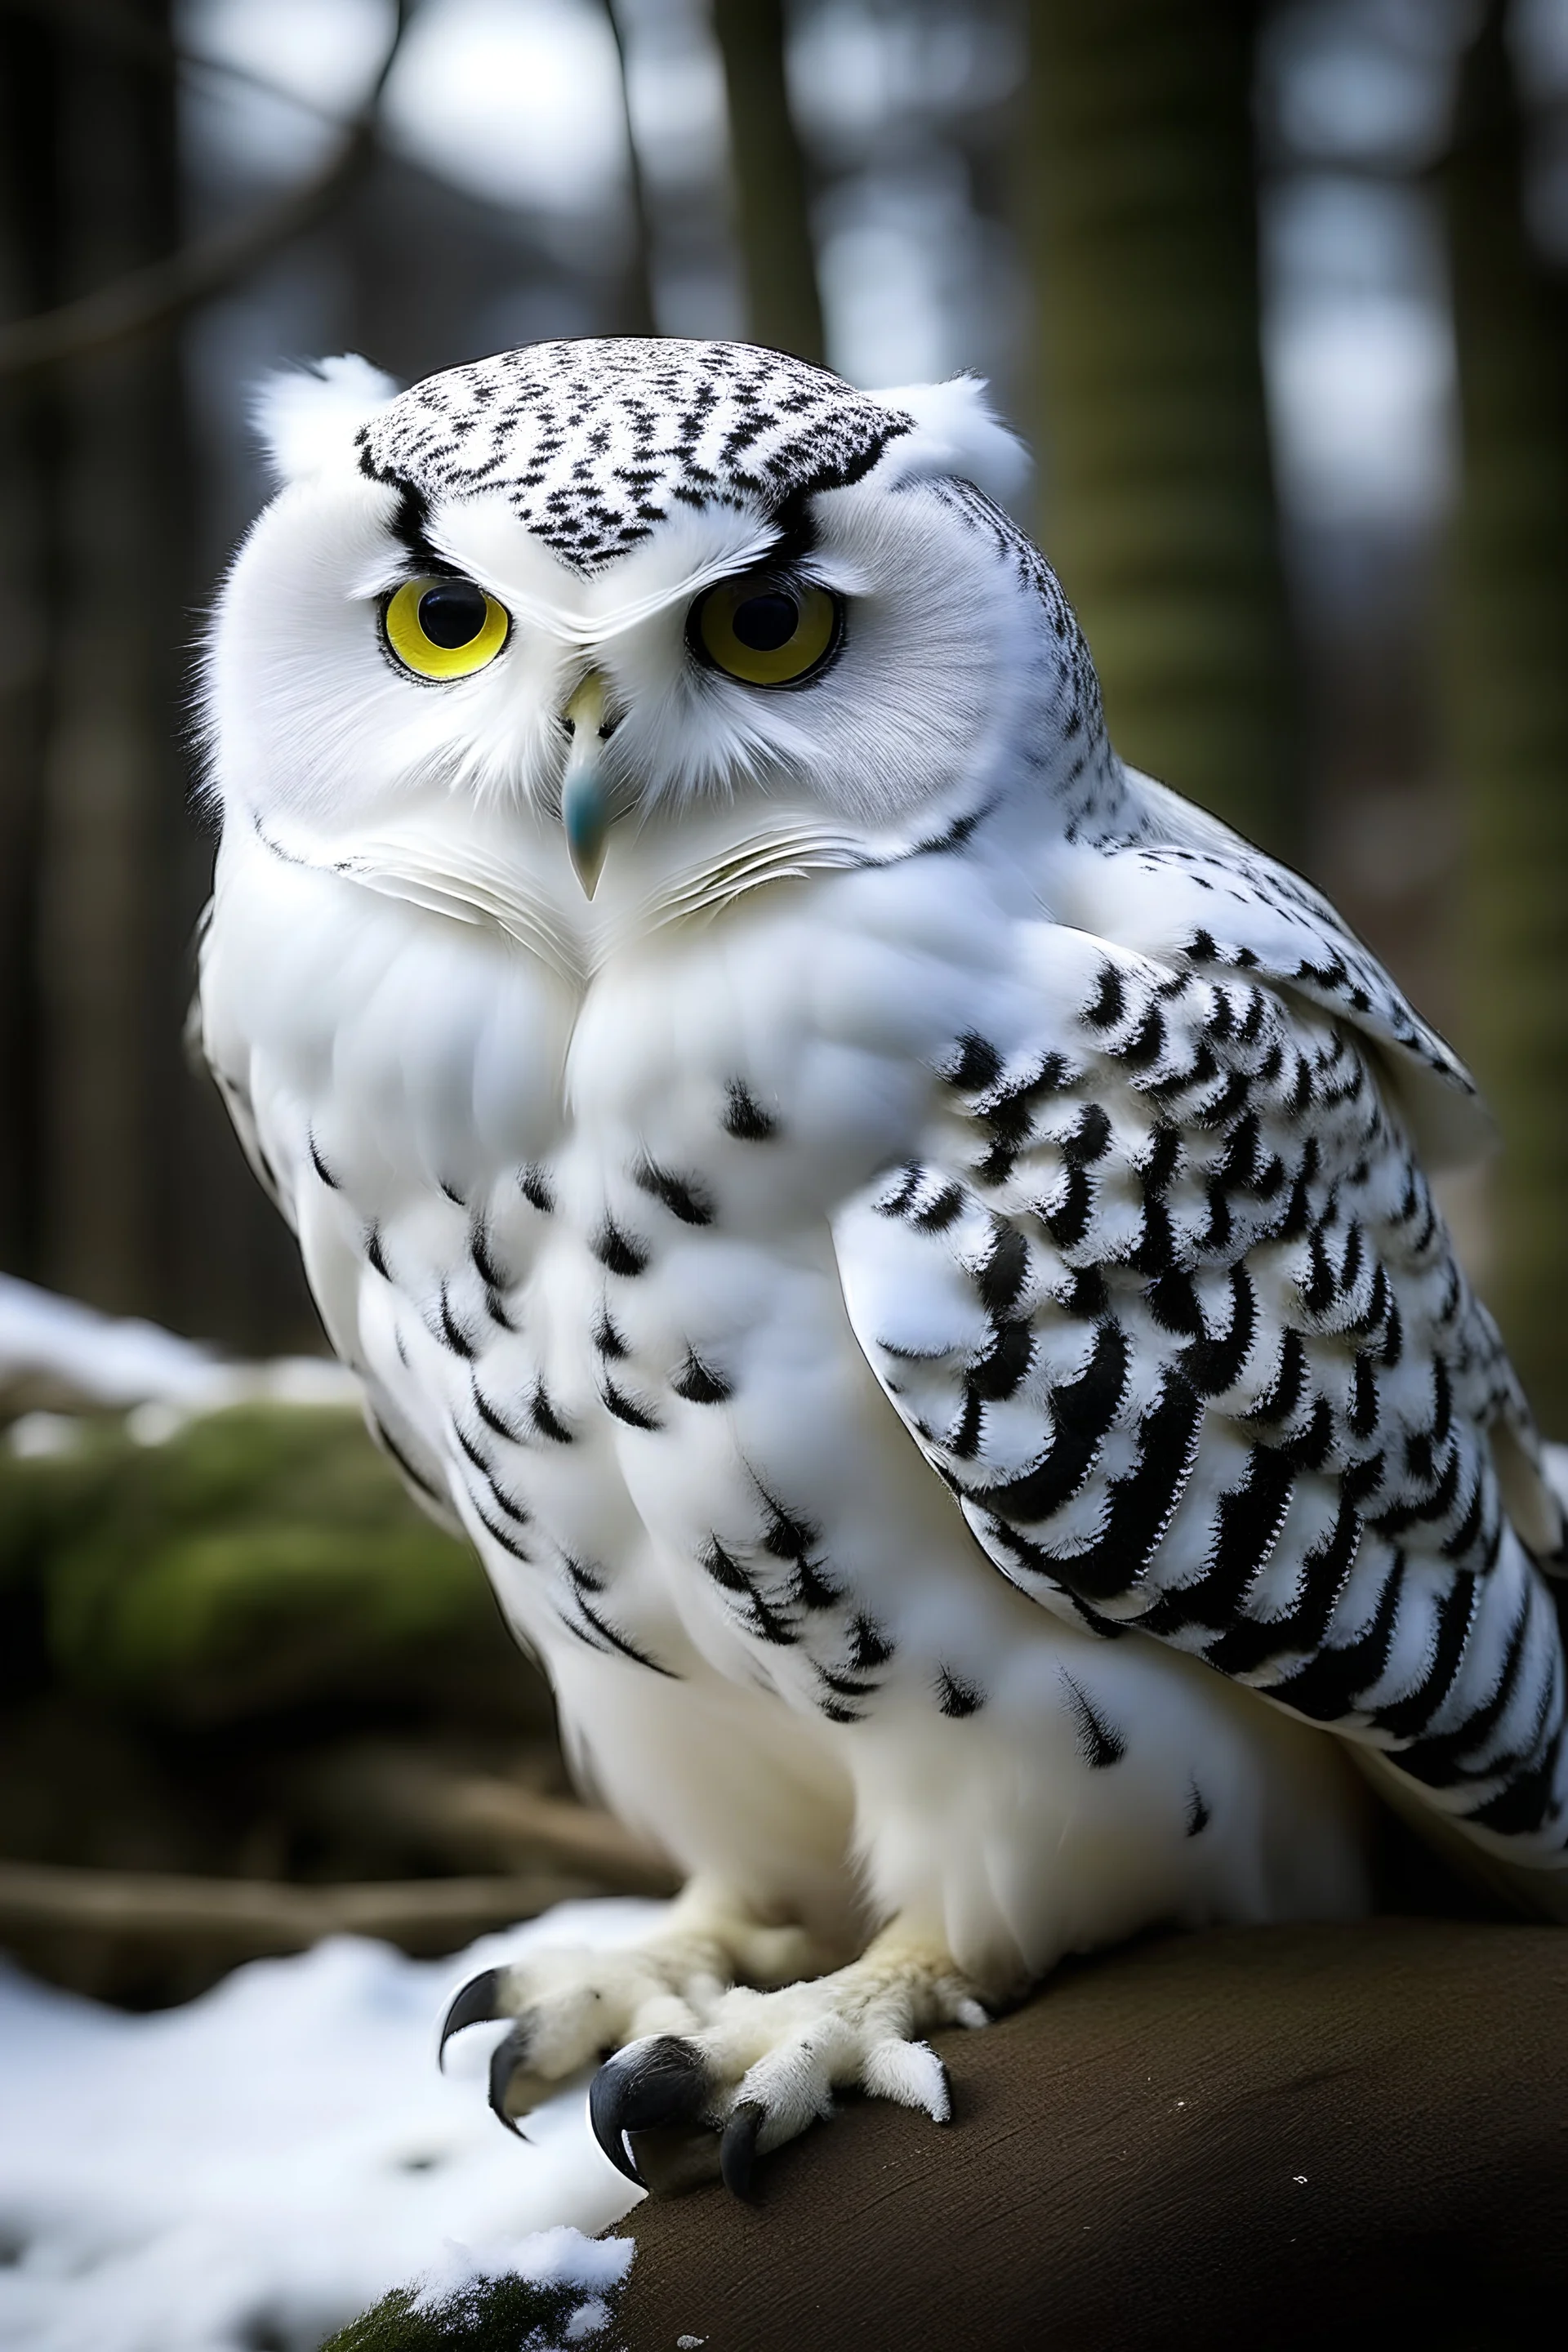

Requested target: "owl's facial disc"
[
  {"left": 555, "top": 565, "right": 842, "bottom": 897},
  {"left": 561, "top": 670, "right": 613, "bottom": 898},
  {"left": 210, "top": 343, "right": 1056, "bottom": 871}
]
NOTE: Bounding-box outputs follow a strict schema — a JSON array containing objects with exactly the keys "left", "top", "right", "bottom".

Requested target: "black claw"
[
  {"left": 719, "top": 2100, "right": 765, "bottom": 2202},
  {"left": 438, "top": 1967, "right": 503, "bottom": 2071},
  {"left": 589, "top": 2037, "right": 711, "bottom": 2185},
  {"left": 592, "top": 2115, "right": 644, "bottom": 2186},
  {"left": 488, "top": 2023, "right": 535, "bottom": 2137}
]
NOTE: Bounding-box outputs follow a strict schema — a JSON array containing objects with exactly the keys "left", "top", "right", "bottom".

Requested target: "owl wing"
[{"left": 833, "top": 848, "right": 1568, "bottom": 1891}]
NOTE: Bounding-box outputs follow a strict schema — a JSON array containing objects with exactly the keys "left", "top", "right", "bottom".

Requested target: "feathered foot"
[
  {"left": 585, "top": 1919, "right": 988, "bottom": 2198},
  {"left": 437, "top": 1878, "right": 834, "bottom": 2144}
]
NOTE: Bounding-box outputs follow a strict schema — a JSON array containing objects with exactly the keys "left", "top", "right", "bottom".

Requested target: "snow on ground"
[{"left": 0, "top": 1900, "right": 659, "bottom": 2352}]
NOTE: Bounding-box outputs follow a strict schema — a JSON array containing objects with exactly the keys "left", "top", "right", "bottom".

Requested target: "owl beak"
[{"left": 562, "top": 671, "right": 613, "bottom": 899}]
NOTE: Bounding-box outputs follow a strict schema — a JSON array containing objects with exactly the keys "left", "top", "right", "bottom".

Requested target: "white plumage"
[{"left": 199, "top": 339, "right": 1568, "bottom": 2192}]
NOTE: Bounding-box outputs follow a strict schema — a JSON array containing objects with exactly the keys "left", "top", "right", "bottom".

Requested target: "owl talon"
[
  {"left": 589, "top": 2034, "right": 714, "bottom": 2183},
  {"left": 719, "top": 2100, "right": 765, "bottom": 2201},
  {"left": 438, "top": 1966, "right": 503, "bottom": 2069},
  {"left": 488, "top": 2022, "right": 538, "bottom": 2135}
]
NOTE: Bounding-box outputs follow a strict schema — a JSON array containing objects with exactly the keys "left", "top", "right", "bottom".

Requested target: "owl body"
[
  {"left": 200, "top": 340, "right": 1568, "bottom": 2167},
  {"left": 202, "top": 749, "right": 1371, "bottom": 1988}
]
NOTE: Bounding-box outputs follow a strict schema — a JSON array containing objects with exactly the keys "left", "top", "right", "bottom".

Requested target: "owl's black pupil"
[
  {"left": 417, "top": 581, "right": 488, "bottom": 649},
  {"left": 731, "top": 592, "right": 799, "bottom": 653}
]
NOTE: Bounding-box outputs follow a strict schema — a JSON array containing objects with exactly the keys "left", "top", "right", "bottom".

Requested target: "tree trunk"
[
  {"left": 710, "top": 0, "right": 824, "bottom": 364},
  {"left": 1017, "top": 0, "right": 1296, "bottom": 854},
  {"left": 1445, "top": 2, "right": 1568, "bottom": 1431},
  {"left": 0, "top": 2, "right": 294, "bottom": 1345},
  {"left": 0, "top": 9, "right": 56, "bottom": 1279},
  {"left": 25, "top": 1, "right": 193, "bottom": 1319}
]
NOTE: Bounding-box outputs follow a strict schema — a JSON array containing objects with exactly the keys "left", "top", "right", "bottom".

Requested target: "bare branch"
[
  {"left": 0, "top": 1858, "right": 635, "bottom": 1956},
  {"left": 0, "top": 0, "right": 355, "bottom": 128},
  {"left": 0, "top": 1757, "right": 679, "bottom": 1963},
  {"left": 433, "top": 1774, "right": 678, "bottom": 1892},
  {"left": 602, "top": 0, "right": 659, "bottom": 337},
  {"left": 294, "top": 1746, "right": 681, "bottom": 1895},
  {"left": 0, "top": 0, "right": 412, "bottom": 381}
]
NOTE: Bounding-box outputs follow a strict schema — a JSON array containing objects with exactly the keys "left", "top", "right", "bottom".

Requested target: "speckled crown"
[{"left": 355, "top": 337, "right": 914, "bottom": 572}]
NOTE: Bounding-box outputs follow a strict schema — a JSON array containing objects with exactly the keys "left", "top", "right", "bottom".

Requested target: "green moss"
[
  {"left": 0, "top": 1405, "right": 537, "bottom": 1726},
  {"left": 321, "top": 2273, "right": 617, "bottom": 2352}
]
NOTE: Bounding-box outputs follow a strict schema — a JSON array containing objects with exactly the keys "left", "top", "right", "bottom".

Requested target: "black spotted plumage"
[
  {"left": 722, "top": 1079, "right": 778, "bottom": 1141},
  {"left": 592, "top": 1218, "right": 650, "bottom": 1277},
  {"left": 673, "top": 1352, "right": 733, "bottom": 1405}
]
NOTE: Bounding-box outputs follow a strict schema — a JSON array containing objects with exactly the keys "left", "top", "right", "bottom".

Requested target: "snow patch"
[
  {"left": 0, "top": 1900, "right": 660, "bottom": 2352},
  {"left": 405, "top": 2222, "right": 633, "bottom": 2319}
]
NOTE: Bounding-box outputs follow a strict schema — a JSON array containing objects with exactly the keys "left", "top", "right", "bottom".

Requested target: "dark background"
[{"left": 2, "top": 0, "right": 1565, "bottom": 1436}]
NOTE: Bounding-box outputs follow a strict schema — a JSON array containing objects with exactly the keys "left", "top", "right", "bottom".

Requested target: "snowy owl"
[{"left": 199, "top": 338, "right": 1568, "bottom": 2197}]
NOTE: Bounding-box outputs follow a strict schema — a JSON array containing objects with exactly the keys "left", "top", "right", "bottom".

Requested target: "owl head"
[{"left": 204, "top": 338, "right": 1109, "bottom": 903}]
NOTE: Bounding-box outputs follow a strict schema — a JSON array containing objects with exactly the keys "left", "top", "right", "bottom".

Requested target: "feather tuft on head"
[
  {"left": 869, "top": 375, "right": 1031, "bottom": 513},
  {"left": 252, "top": 355, "right": 399, "bottom": 486}
]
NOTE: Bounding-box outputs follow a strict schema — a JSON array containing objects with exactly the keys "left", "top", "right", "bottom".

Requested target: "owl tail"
[
  {"left": 1352, "top": 1745, "right": 1568, "bottom": 1924},
  {"left": 1352, "top": 1433, "right": 1568, "bottom": 1921}
]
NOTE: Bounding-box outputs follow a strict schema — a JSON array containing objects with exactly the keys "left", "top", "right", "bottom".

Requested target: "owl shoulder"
[{"left": 1058, "top": 773, "right": 1489, "bottom": 1173}]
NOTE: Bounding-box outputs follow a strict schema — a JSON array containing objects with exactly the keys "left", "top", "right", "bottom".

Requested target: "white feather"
[
  {"left": 252, "top": 355, "right": 399, "bottom": 486},
  {"left": 867, "top": 373, "right": 1031, "bottom": 511}
]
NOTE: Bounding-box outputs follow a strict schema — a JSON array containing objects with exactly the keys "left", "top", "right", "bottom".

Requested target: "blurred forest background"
[{"left": 1, "top": 0, "right": 1566, "bottom": 2001}]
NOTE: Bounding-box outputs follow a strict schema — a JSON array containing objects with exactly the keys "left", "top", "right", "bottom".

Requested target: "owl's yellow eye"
[
  {"left": 382, "top": 577, "right": 510, "bottom": 680},
  {"left": 689, "top": 575, "right": 841, "bottom": 687}
]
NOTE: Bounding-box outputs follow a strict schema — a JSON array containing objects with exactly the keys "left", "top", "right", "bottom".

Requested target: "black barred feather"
[{"left": 840, "top": 929, "right": 1568, "bottom": 1864}]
